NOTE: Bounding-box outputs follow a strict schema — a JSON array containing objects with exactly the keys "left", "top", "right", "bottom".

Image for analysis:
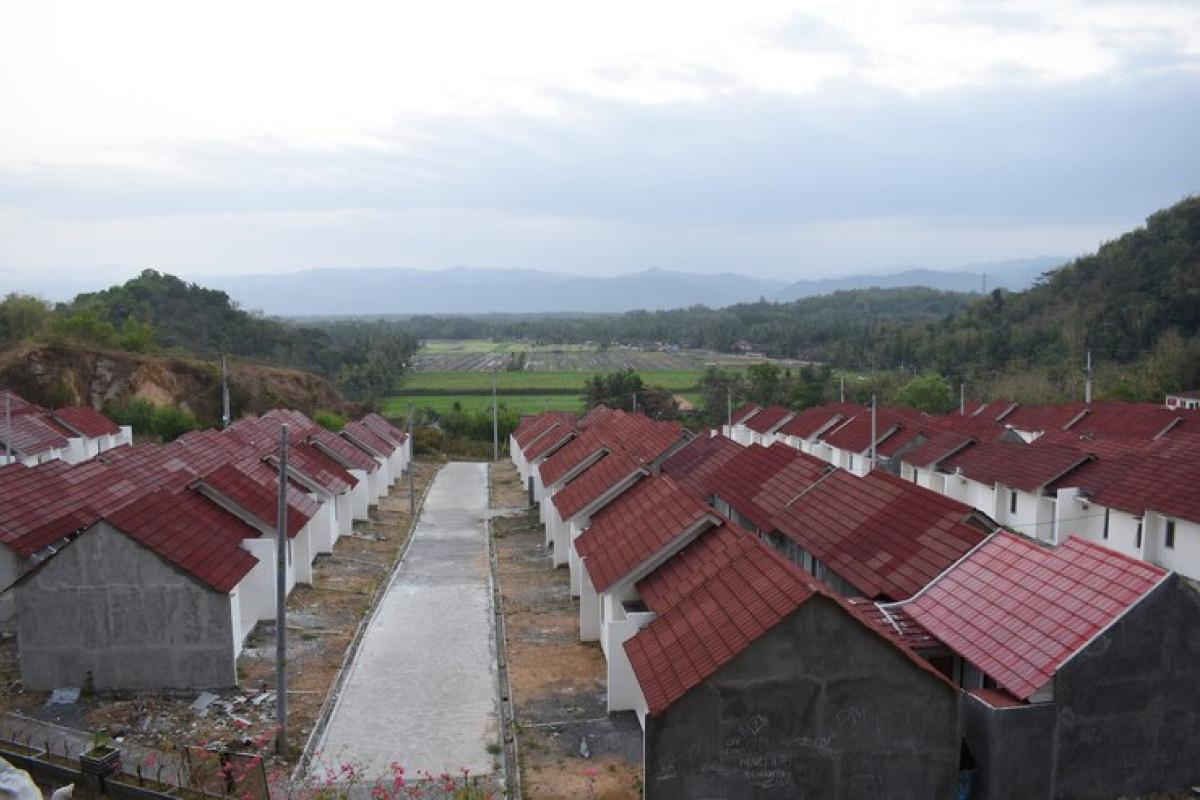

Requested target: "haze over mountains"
[{"left": 204, "top": 257, "right": 1062, "bottom": 317}]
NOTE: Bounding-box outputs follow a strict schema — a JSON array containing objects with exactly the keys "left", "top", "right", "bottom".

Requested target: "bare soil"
[{"left": 490, "top": 462, "right": 643, "bottom": 800}]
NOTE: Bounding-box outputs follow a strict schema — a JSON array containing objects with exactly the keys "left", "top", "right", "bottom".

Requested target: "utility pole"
[
  {"left": 221, "top": 355, "right": 231, "bottom": 429},
  {"left": 839, "top": 376, "right": 845, "bottom": 404},
  {"left": 726, "top": 386, "right": 732, "bottom": 430},
  {"left": 407, "top": 404, "right": 415, "bottom": 518},
  {"left": 1084, "top": 351, "right": 1093, "bottom": 404},
  {"left": 632, "top": 392, "right": 638, "bottom": 414},
  {"left": 275, "top": 425, "right": 289, "bottom": 756},
  {"left": 960, "top": 384, "right": 966, "bottom": 415},
  {"left": 869, "top": 394, "right": 877, "bottom": 472},
  {"left": 492, "top": 369, "right": 499, "bottom": 463},
  {"left": 3, "top": 391, "right": 11, "bottom": 466}
]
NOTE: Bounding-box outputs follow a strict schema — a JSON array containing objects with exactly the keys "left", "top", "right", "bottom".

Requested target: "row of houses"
[
  {"left": 726, "top": 398, "right": 1200, "bottom": 582},
  {"left": 0, "top": 389, "right": 133, "bottom": 465},
  {"left": 0, "top": 391, "right": 411, "bottom": 691},
  {"left": 509, "top": 402, "right": 1200, "bottom": 799}
]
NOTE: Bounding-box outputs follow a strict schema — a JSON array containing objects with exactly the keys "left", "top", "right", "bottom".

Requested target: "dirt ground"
[
  {"left": 0, "top": 461, "right": 442, "bottom": 774},
  {"left": 490, "top": 462, "right": 643, "bottom": 800}
]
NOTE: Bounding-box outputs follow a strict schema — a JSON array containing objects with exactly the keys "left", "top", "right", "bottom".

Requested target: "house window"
[
  {"left": 1135, "top": 519, "right": 1143, "bottom": 549},
  {"left": 1009, "top": 491, "right": 1018, "bottom": 515},
  {"left": 1103, "top": 509, "right": 1110, "bottom": 540},
  {"left": 1165, "top": 519, "right": 1176, "bottom": 549}
]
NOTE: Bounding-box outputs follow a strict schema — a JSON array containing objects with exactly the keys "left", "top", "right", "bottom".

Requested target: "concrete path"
[{"left": 312, "top": 462, "right": 498, "bottom": 780}]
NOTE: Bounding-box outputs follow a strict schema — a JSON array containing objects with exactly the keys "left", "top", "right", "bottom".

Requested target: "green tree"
[
  {"left": 894, "top": 372, "right": 955, "bottom": 413},
  {"left": 0, "top": 293, "right": 52, "bottom": 343}
]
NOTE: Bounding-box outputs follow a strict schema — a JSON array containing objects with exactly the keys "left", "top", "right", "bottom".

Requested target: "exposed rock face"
[{"left": 0, "top": 344, "right": 352, "bottom": 422}]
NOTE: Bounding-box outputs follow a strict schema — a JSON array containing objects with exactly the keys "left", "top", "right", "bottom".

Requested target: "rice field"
[{"left": 391, "top": 339, "right": 748, "bottom": 418}]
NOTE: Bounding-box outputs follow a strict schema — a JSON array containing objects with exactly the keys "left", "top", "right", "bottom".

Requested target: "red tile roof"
[
  {"left": 522, "top": 422, "right": 576, "bottom": 461},
  {"left": 1063, "top": 402, "right": 1186, "bottom": 441},
  {"left": 625, "top": 535, "right": 951, "bottom": 715},
  {"left": 0, "top": 413, "right": 70, "bottom": 458},
  {"left": 513, "top": 411, "right": 576, "bottom": 449},
  {"left": 539, "top": 428, "right": 608, "bottom": 488},
  {"left": 538, "top": 410, "right": 684, "bottom": 488},
  {"left": 624, "top": 537, "right": 820, "bottom": 714},
  {"left": 742, "top": 405, "right": 793, "bottom": 435},
  {"left": 819, "top": 410, "right": 902, "bottom": 454},
  {"left": 776, "top": 403, "right": 861, "bottom": 440},
  {"left": 729, "top": 403, "right": 761, "bottom": 426},
  {"left": 770, "top": 470, "right": 990, "bottom": 601},
  {"left": 51, "top": 406, "right": 122, "bottom": 438},
  {"left": 362, "top": 412, "right": 408, "bottom": 444},
  {"left": 105, "top": 489, "right": 260, "bottom": 592},
  {"left": 1088, "top": 453, "right": 1200, "bottom": 522},
  {"left": 702, "top": 443, "right": 804, "bottom": 530},
  {"left": 1002, "top": 402, "right": 1088, "bottom": 434},
  {"left": 658, "top": 434, "right": 742, "bottom": 490},
  {"left": 900, "top": 431, "right": 978, "bottom": 469},
  {"left": 195, "top": 461, "right": 316, "bottom": 537},
  {"left": 341, "top": 421, "right": 396, "bottom": 458},
  {"left": 575, "top": 474, "right": 718, "bottom": 593},
  {"left": 890, "top": 533, "right": 1167, "bottom": 701},
  {"left": 636, "top": 519, "right": 763, "bottom": 613},
  {"left": 552, "top": 449, "right": 646, "bottom": 521},
  {"left": 940, "top": 440, "right": 1094, "bottom": 492},
  {"left": 307, "top": 426, "right": 379, "bottom": 472}
]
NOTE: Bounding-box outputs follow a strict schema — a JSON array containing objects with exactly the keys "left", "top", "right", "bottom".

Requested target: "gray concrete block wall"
[
  {"left": 960, "top": 695, "right": 1055, "bottom": 800},
  {"left": 16, "top": 522, "right": 237, "bottom": 690},
  {"left": 1054, "top": 575, "right": 1200, "bottom": 799},
  {"left": 644, "top": 595, "right": 960, "bottom": 800}
]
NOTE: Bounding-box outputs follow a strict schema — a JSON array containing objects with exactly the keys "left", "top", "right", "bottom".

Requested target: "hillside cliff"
[{"left": 0, "top": 344, "right": 352, "bottom": 423}]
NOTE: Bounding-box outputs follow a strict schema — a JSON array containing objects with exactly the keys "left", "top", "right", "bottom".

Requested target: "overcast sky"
[{"left": 2, "top": 0, "right": 1199, "bottom": 298}]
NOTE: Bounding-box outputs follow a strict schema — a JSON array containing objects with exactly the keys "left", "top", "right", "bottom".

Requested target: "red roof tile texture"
[
  {"left": 198, "top": 462, "right": 317, "bottom": 536},
  {"left": 341, "top": 421, "right": 396, "bottom": 458},
  {"left": 770, "top": 469, "right": 990, "bottom": 601},
  {"left": 575, "top": 474, "right": 716, "bottom": 593},
  {"left": 891, "top": 533, "right": 1166, "bottom": 701},
  {"left": 1088, "top": 453, "right": 1200, "bottom": 522},
  {"left": 552, "top": 449, "right": 645, "bottom": 521},
  {"left": 624, "top": 537, "right": 819, "bottom": 714},
  {"left": 0, "top": 413, "right": 70, "bottom": 458},
  {"left": 743, "top": 405, "right": 793, "bottom": 435},
  {"left": 513, "top": 411, "right": 576, "bottom": 449},
  {"left": 729, "top": 403, "right": 761, "bottom": 426},
  {"left": 659, "top": 434, "right": 744, "bottom": 498},
  {"left": 940, "top": 440, "right": 1094, "bottom": 492},
  {"left": 51, "top": 406, "right": 122, "bottom": 438},
  {"left": 900, "top": 431, "right": 978, "bottom": 469},
  {"left": 703, "top": 443, "right": 804, "bottom": 531},
  {"left": 776, "top": 403, "right": 862, "bottom": 440},
  {"left": 635, "top": 519, "right": 762, "bottom": 613},
  {"left": 105, "top": 489, "right": 260, "bottom": 592}
]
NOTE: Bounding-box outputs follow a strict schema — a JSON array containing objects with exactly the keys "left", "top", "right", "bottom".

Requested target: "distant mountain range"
[{"left": 200, "top": 257, "right": 1066, "bottom": 317}]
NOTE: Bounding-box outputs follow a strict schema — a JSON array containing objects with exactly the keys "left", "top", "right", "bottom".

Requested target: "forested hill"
[
  {"left": 974, "top": 196, "right": 1200, "bottom": 364},
  {"left": 1, "top": 270, "right": 419, "bottom": 405}
]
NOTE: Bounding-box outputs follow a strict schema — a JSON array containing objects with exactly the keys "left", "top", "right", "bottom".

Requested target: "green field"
[
  {"left": 382, "top": 394, "right": 585, "bottom": 416},
  {"left": 397, "top": 369, "right": 705, "bottom": 394}
]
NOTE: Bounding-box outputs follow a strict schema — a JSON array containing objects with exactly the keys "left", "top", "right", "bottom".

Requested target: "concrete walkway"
[{"left": 311, "top": 462, "right": 498, "bottom": 780}]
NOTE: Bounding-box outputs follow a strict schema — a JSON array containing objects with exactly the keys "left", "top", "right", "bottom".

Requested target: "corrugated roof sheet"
[{"left": 890, "top": 533, "right": 1166, "bottom": 701}]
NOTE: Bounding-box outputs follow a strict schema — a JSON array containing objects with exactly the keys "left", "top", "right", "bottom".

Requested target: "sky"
[{"left": 2, "top": 0, "right": 1199, "bottom": 299}]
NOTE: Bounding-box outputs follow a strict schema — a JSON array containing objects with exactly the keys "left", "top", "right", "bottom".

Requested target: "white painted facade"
[{"left": 237, "top": 535, "right": 298, "bottom": 640}]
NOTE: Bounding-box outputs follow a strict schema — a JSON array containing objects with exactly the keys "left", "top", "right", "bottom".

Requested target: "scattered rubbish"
[
  {"left": 251, "top": 693, "right": 274, "bottom": 707},
  {"left": 579, "top": 737, "right": 590, "bottom": 759},
  {"left": 47, "top": 687, "right": 80, "bottom": 705},
  {"left": 190, "top": 692, "right": 219, "bottom": 713}
]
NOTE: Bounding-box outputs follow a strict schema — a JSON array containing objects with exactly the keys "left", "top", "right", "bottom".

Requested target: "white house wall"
[
  {"left": 239, "top": 537, "right": 298, "bottom": 627},
  {"left": 1142, "top": 512, "right": 1200, "bottom": 581}
]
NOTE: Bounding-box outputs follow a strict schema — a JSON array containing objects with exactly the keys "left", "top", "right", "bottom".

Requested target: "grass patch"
[
  {"left": 382, "top": 394, "right": 585, "bottom": 416},
  {"left": 397, "top": 369, "right": 704, "bottom": 393}
]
